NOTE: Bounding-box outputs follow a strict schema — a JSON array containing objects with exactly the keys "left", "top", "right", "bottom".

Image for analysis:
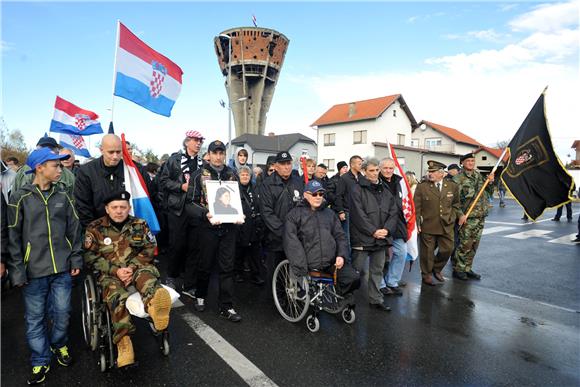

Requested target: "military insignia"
[
  {"left": 146, "top": 230, "right": 156, "bottom": 243},
  {"left": 84, "top": 233, "right": 94, "bottom": 248},
  {"left": 506, "top": 136, "right": 549, "bottom": 178},
  {"left": 282, "top": 153, "right": 288, "bottom": 158},
  {"left": 104, "top": 237, "right": 112, "bottom": 246}
]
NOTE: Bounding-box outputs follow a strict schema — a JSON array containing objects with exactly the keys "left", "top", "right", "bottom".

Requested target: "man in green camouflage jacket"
[
  {"left": 83, "top": 191, "right": 171, "bottom": 368},
  {"left": 452, "top": 153, "right": 494, "bottom": 281}
]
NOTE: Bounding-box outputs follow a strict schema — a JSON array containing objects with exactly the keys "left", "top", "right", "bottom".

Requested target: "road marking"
[
  {"left": 504, "top": 229, "right": 553, "bottom": 239},
  {"left": 486, "top": 218, "right": 553, "bottom": 226},
  {"left": 181, "top": 312, "right": 278, "bottom": 387},
  {"left": 482, "top": 226, "right": 515, "bottom": 235},
  {"left": 487, "top": 289, "right": 579, "bottom": 313},
  {"left": 547, "top": 234, "right": 578, "bottom": 246}
]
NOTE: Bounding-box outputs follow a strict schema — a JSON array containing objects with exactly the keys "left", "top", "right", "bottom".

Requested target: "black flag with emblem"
[{"left": 500, "top": 90, "right": 574, "bottom": 220}]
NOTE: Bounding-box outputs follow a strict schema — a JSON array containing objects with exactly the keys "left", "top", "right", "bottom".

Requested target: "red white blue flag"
[
  {"left": 121, "top": 134, "right": 160, "bottom": 234},
  {"left": 59, "top": 133, "right": 91, "bottom": 158},
  {"left": 49, "top": 96, "right": 103, "bottom": 136},
  {"left": 114, "top": 22, "right": 183, "bottom": 117},
  {"left": 387, "top": 142, "right": 418, "bottom": 262}
]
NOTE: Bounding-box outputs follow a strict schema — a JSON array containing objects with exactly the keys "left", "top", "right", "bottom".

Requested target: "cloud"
[
  {"left": 406, "top": 11, "right": 446, "bottom": 24},
  {"left": 444, "top": 29, "right": 506, "bottom": 42},
  {"left": 498, "top": 4, "right": 519, "bottom": 12},
  {"left": 509, "top": 1, "right": 579, "bottom": 32},
  {"left": 1, "top": 40, "right": 15, "bottom": 52}
]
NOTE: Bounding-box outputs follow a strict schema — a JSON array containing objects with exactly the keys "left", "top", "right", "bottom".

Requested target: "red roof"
[
  {"left": 311, "top": 95, "right": 401, "bottom": 127},
  {"left": 474, "top": 146, "right": 509, "bottom": 162},
  {"left": 421, "top": 120, "right": 483, "bottom": 147}
]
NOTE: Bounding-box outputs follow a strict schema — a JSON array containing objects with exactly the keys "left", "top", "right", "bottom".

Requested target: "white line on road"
[
  {"left": 486, "top": 218, "right": 554, "bottom": 226},
  {"left": 181, "top": 312, "right": 279, "bottom": 387},
  {"left": 487, "top": 289, "right": 579, "bottom": 313},
  {"left": 482, "top": 226, "right": 515, "bottom": 235},
  {"left": 547, "top": 233, "right": 578, "bottom": 246},
  {"left": 504, "top": 229, "right": 553, "bottom": 239}
]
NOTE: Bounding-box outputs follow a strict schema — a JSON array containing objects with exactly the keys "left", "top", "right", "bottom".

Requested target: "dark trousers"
[
  {"left": 183, "top": 229, "right": 200, "bottom": 290},
  {"left": 419, "top": 232, "right": 454, "bottom": 275},
  {"left": 264, "top": 249, "right": 286, "bottom": 298},
  {"left": 554, "top": 203, "right": 572, "bottom": 219},
  {"left": 235, "top": 243, "right": 263, "bottom": 279},
  {"left": 166, "top": 211, "right": 197, "bottom": 279},
  {"left": 334, "top": 265, "right": 361, "bottom": 298},
  {"left": 195, "top": 226, "right": 236, "bottom": 309}
]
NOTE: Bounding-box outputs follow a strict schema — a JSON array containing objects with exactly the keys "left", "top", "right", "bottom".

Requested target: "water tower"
[{"left": 214, "top": 27, "right": 289, "bottom": 137}]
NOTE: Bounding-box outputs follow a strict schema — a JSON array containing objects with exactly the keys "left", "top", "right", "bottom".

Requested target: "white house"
[
  {"left": 311, "top": 94, "right": 417, "bottom": 172},
  {"left": 412, "top": 120, "right": 482, "bottom": 156}
]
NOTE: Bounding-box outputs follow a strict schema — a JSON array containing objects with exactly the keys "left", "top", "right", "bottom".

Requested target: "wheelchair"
[
  {"left": 273, "top": 259, "right": 356, "bottom": 333},
  {"left": 81, "top": 271, "right": 170, "bottom": 372}
]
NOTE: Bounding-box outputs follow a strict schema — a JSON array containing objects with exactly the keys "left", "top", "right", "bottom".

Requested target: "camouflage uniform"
[
  {"left": 452, "top": 170, "right": 494, "bottom": 273},
  {"left": 83, "top": 215, "right": 160, "bottom": 344}
]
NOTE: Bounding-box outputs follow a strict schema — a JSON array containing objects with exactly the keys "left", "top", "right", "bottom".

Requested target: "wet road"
[{"left": 2, "top": 200, "right": 579, "bottom": 386}]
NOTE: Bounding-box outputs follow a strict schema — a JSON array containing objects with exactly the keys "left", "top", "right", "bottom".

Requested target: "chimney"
[
  {"left": 268, "top": 132, "right": 275, "bottom": 137},
  {"left": 348, "top": 103, "right": 356, "bottom": 118}
]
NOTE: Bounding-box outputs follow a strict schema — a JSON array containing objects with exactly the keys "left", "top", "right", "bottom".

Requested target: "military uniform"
[
  {"left": 84, "top": 215, "right": 160, "bottom": 344},
  {"left": 452, "top": 164, "right": 494, "bottom": 275},
  {"left": 414, "top": 161, "right": 461, "bottom": 283}
]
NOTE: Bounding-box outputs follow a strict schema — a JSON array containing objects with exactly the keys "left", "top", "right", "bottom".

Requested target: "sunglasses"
[{"left": 308, "top": 192, "right": 325, "bottom": 197}]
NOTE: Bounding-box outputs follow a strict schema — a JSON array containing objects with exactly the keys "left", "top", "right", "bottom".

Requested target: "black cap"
[
  {"left": 266, "top": 155, "right": 277, "bottom": 167},
  {"left": 208, "top": 140, "right": 226, "bottom": 152},
  {"left": 103, "top": 190, "right": 131, "bottom": 205},
  {"left": 460, "top": 153, "right": 475, "bottom": 163},
  {"left": 36, "top": 135, "right": 59, "bottom": 148},
  {"left": 336, "top": 161, "right": 347, "bottom": 171},
  {"left": 427, "top": 160, "right": 446, "bottom": 172},
  {"left": 447, "top": 163, "right": 460, "bottom": 172},
  {"left": 275, "top": 151, "right": 292, "bottom": 163}
]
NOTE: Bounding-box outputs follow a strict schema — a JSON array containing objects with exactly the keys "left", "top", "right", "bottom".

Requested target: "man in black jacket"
[
  {"left": 157, "top": 130, "right": 204, "bottom": 289},
  {"left": 349, "top": 158, "right": 398, "bottom": 311},
  {"left": 187, "top": 140, "right": 242, "bottom": 322},
  {"left": 259, "top": 151, "right": 304, "bottom": 297},
  {"left": 284, "top": 180, "right": 360, "bottom": 301},
  {"left": 313, "top": 163, "right": 337, "bottom": 208}
]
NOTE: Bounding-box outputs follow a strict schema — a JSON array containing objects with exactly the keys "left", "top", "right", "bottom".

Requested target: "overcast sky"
[{"left": 2, "top": 1, "right": 578, "bottom": 162}]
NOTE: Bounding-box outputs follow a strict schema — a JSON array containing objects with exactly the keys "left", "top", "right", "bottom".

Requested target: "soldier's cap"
[
  {"left": 447, "top": 163, "right": 460, "bottom": 172},
  {"left": 305, "top": 180, "right": 325, "bottom": 194},
  {"left": 427, "top": 160, "right": 446, "bottom": 172},
  {"left": 185, "top": 130, "right": 204, "bottom": 140},
  {"left": 275, "top": 151, "right": 292, "bottom": 163},
  {"left": 460, "top": 153, "right": 475, "bottom": 163},
  {"left": 25, "top": 148, "right": 70, "bottom": 174},
  {"left": 36, "top": 135, "right": 60, "bottom": 149},
  {"left": 208, "top": 140, "right": 226, "bottom": 152},
  {"left": 103, "top": 190, "right": 131, "bottom": 205}
]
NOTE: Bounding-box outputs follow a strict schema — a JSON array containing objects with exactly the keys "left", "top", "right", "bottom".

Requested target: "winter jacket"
[
  {"left": 283, "top": 202, "right": 348, "bottom": 278},
  {"left": 158, "top": 150, "right": 203, "bottom": 217},
  {"left": 258, "top": 172, "right": 304, "bottom": 251},
  {"left": 334, "top": 170, "right": 359, "bottom": 214},
  {"left": 74, "top": 157, "right": 126, "bottom": 228},
  {"left": 7, "top": 184, "right": 82, "bottom": 286},
  {"left": 238, "top": 182, "right": 263, "bottom": 246},
  {"left": 349, "top": 176, "right": 398, "bottom": 250},
  {"left": 379, "top": 173, "right": 408, "bottom": 241}
]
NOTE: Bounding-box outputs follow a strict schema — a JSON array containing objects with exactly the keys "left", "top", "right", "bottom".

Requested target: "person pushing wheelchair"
[
  {"left": 283, "top": 180, "right": 360, "bottom": 304},
  {"left": 83, "top": 191, "right": 171, "bottom": 368}
]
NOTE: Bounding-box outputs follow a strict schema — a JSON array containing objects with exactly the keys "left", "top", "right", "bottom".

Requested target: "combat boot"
[
  {"left": 148, "top": 287, "right": 172, "bottom": 331},
  {"left": 116, "top": 336, "right": 135, "bottom": 368}
]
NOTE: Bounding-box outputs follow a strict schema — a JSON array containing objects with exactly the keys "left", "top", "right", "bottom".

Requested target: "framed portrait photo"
[{"left": 205, "top": 180, "right": 244, "bottom": 224}]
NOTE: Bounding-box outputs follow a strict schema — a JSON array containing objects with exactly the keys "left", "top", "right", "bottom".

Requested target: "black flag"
[{"left": 501, "top": 90, "right": 574, "bottom": 220}]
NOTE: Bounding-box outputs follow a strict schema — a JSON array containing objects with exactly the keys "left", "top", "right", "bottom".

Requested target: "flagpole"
[
  {"left": 463, "top": 147, "right": 510, "bottom": 221},
  {"left": 110, "top": 19, "right": 121, "bottom": 126}
]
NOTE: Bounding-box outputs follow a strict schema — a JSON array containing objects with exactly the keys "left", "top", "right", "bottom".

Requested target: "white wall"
[{"left": 412, "top": 125, "right": 477, "bottom": 155}]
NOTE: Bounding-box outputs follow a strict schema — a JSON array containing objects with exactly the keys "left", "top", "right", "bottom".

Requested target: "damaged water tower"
[{"left": 214, "top": 27, "right": 289, "bottom": 136}]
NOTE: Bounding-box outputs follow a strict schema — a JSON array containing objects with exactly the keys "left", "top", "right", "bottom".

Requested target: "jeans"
[
  {"left": 380, "top": 238, "right": 407, "bottom": 288},
  {"left": 499, "top": 189, "right": 506, "bottom": 205},
  {"left": 554, "top": 203, "right": 572, "bottom": 220},
  {"left": 22, "top": 272, "right": 72, "bottom": 366}
]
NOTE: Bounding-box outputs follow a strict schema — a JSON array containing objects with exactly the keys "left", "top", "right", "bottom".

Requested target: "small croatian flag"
[
  {"left": 114, "top": 22, "right": 183, "bottom": 117},
  {"left": 60, "top": 133, "right": 91, "bottom": 158},
  {"left": 49, "top": 96, "right": 103, "bottom": 136}
]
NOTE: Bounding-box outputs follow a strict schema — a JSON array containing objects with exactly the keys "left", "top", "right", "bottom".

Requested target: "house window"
[
  {"left": 425, "top": 138, "right": 442, "bottom": 149},
  {"left": 353, "top": 130, "right": 367, "bottom": 144},
  {"left": 411, "top": 139, "right": 419, "bottom": 147},
  {"left": 397, "top": 134, "right": 405, "bottom": 145},
  {"left": 324, "top": 133, "right": 335, "bottom": 146},
  {"left": 482, "top": 156, "right": 487, "bottom": 161},
  {"left": 323, "top": 159, "right": 335, "bottom": 172},
  {"left": 393, "top": 109, "right": 397, "bottom": 117}
]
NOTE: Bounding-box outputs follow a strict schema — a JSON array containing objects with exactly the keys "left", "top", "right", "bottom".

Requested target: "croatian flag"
[
  {"left": 49, "top": 96, "right": 103, "bottom": 136},
  {"left": 59, "top": 133, "right": 91, "bottom": 158},
  {"left": 121, "top": 134, "right": 160, "bottom": 234},
  {"left": 114, "top": 22, "right": 183, "bottom": 117},
  {"left": 387, "top": 142, "right": 418, "bottom": 262}
]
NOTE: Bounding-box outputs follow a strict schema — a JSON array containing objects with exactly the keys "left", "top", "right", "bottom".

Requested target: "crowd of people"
[{"left": 2, "top": 130, "right": 579, "bottom": 385}]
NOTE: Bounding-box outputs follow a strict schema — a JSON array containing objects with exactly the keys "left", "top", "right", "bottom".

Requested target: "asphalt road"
[{"left": 2, "top": 199, "right": 579, "bottom": 386}]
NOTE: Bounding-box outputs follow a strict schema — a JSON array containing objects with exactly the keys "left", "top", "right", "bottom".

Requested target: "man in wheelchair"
[
  {"left": 283, "top": 180, "right": 360, "bottom": 305},
  {"left": 83, "top": 191, "right": 171, "bottom": 368}
]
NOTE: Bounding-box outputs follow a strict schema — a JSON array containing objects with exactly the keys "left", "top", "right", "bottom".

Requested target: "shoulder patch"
[{"left": 84, "top": 232, "right": 95, "bottom": 249}]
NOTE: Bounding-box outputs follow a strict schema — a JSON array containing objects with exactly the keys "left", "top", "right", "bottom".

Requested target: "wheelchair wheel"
[
  {"left": 321, "top": 285, "right": 343, "bottom": 314},
  {"left": 342, "top": 308, "right": 356, "bottom": 324},
  {"left": 306, "top": 315, "right": 320, "bottom": 333},
  {"left": 273, "top": 260, "right": 310, "bottom": 323},
  {"left": 104, "top": 306, "right": 115, "bottom": 370},
  {"left": 82, "top": 275, "right": 98, "bottom": 350}
]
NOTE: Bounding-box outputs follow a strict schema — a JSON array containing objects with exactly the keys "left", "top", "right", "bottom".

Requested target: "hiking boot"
[
  {"left": 194, "top": 298, "right": 205, "bottom": 312},
  {"left": 148, "top": 287, "right": 172, "bottom": 331},
  {"left": 27, "top": 365, "right": 50, "bottom": 385},
  {"left": 116, "top": 336, "right": 135, "bottom": 368},
  {"left": 219, "top": 308, "right": 242, "bottom": 322},
  {"left": 235, "top": 273, "right": 245, "bottom": 283},
  {"left": 466, "top": 271, "right": 482, "bottom": 280},
  {"left": 453, "top": 271, "right": 468, "bottom": 281},
  {"left": 51, "top": 345, "right": 72, "bottom": 367}
]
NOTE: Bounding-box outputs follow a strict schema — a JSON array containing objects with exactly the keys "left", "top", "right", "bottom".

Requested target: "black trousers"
[
  {"left": 195, "top": 226, "right": 236, "bottom": 309},
  {"left": 334, "top": 265, "right": 361, "bottom": 298},
  {"left": 166, "top": 211, "right": 198, "bottom": 280},
  {"left": 235, "top": 243, "right": 263, "bottom": 279},
  {"left": 264, "top": 249, "right": 286, "bottom": 298}
]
